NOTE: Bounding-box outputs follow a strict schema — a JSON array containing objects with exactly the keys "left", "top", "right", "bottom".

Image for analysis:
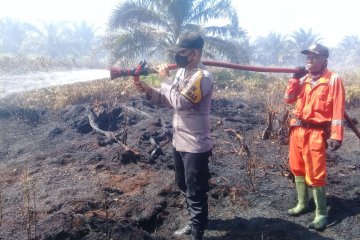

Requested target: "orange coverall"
[{"left": 284, "top": 69, "right": 345, "bottom": 186}]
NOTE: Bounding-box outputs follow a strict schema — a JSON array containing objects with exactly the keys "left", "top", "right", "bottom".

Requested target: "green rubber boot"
[
  {"left": 309, "top": 187, "right": 328, "bottom": 230},
  {"left": 288, "top": 176, "right": 309, "bottom": 216}
]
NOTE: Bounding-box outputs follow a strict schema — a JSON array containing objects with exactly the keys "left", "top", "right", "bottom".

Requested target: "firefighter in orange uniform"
[{"left": 284, "top": 44, "right": 345, "bottom": 230}]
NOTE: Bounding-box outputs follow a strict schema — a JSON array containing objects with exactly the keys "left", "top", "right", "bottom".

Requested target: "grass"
[
  {"left": 341, "top": 70, "right": 360, "bottom": 108},
  {"left": 0, "top": 68, "right": 359, "bottom": 112}
]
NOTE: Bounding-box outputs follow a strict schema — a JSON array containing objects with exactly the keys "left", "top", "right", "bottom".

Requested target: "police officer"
[
  {"left": 284, "top": 44, "right": 345, "bottom": 230},
  {"left": 134, "top": 31, "right": 214, "bottom": 240}
]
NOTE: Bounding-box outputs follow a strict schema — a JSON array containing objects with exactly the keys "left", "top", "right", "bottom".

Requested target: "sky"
[{"left": 0, "top": 0, "right": 359, "bottom": 47}]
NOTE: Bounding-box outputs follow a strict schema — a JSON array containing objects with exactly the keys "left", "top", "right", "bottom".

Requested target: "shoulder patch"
[{"left": 180, "top": 71, "right": 203, "bottom": 103}]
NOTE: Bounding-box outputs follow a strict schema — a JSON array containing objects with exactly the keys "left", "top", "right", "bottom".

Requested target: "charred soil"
[{"left": 0, "top": 95, "right": 359, "bottom": 240}]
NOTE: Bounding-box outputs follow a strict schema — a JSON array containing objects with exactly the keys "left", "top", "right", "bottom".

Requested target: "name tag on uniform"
[{"left": 181, "top": 71, "right": 203, "bottom": 103}]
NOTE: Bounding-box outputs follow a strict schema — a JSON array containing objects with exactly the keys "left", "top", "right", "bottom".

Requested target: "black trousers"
[{"left": 173, "top": 148, "right": 211, "bottom": 234}]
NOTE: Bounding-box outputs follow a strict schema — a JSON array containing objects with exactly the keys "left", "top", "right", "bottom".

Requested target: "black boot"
[{"left": 173, "top": 224, "right": 191, "bottom": 236}]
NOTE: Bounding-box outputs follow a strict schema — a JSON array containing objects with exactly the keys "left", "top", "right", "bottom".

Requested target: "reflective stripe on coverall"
[{"left": 284, "top": 69, "right": 345, "bottom": 186}]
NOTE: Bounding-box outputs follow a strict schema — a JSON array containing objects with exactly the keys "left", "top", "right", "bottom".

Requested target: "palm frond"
[
  {"left": 204, "top": 36, "right": 249, "bottom": 64},
  {"left": 107, "top": 0, "right": 249, "bottom": 64}
]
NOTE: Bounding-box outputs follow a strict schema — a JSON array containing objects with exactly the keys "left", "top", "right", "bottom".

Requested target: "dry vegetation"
[
  {"left": 0, "top": 78, "right": 134, "bottom": 110},
  {"left": 0, "top": 67, "right": 359, "bottom": 240},
  {"left": 341, "top": 70, "right": 360, "bottom": 108},
  {"left": 1, "top": 65, "right": 359, "bottom": 111},
  {"left": 1, "top": 67, "right": 358, "bottom": 134}
]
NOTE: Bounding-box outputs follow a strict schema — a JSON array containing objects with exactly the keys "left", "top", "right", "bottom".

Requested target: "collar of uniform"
[
  {"left": 305, "top": 69, "right": 330, "bottom": 85},
  {"left": 184, "top": 62, "right": 204, "bottom": 76}
]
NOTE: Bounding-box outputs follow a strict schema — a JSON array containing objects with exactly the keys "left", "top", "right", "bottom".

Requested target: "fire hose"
[
  {"left": 109, "top": 60, "right": 302, "bottom": 79},
  {"left": 110, "top": 60, "right": 360, "bottom": 141}
]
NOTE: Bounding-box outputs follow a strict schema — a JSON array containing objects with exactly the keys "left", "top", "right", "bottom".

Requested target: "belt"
[{"left": 299, "top": 121, "right": 330, "bottom": 129}]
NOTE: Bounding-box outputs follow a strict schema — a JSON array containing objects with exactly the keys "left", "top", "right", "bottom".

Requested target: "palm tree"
[
  {"left": 71, "top": 21, "right": 101, "bottom": 57},
  {"left": 332, "top": 35, "right": 360, "bottom": 68},
  {"left": 0, "top": 17, "right": 38, "bottom": 55},
  {"left": 31, "top": 22, "right": 76, "bottom": 59},
  {"left": 290, "top": 28, "right": 323, "bottom": 50},
  {"left": 339, "top": 35, "right": 360, "bottom": 49},
  {"left": 289, "top": 28, "right": 323, "bottom": 65},
  {"left": 107, "top": 0, "right": 249, "bottom": 66},
  {"left": 70, "top": 21, "right": 109, "bottom": 67},
  {"left": 251, "top": 32, "right": 292, "bottom": 66}
]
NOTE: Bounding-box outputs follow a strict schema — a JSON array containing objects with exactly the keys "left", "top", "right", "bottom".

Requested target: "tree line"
[
  {"left": 0, "top": 18, "right": 107, "bottom": 69},
  {"left": 1, "top": 0, "right": 359, "bottom": 71}
]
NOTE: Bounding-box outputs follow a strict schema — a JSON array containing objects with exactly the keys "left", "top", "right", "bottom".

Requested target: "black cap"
[
  {"left": 301, "top": 43, "right": 329, "bottom": 58},
  {"left": 168, "top": 32, "right": 204, "bottom": 53}
]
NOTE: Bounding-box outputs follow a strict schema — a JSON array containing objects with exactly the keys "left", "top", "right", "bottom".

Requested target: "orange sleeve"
[
  {"left": 330, "top": 74, "right": 345, "bottom": 141},
  {"left": 284, "top": 78, "right": 301, "bottom": 104}
]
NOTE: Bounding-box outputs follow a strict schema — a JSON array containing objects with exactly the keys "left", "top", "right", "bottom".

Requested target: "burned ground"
[{"left": 0, "top": 95, "right": 359, "bottom": 240}]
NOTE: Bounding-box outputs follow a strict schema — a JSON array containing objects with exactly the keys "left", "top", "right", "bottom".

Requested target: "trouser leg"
[
  {"left": 289, "top": 127, "right": 306, "bottom": 176},
  {"left": 173, "top": 148, "right": 187, "bottom": 193},
  {"left": 187, "top": 194, "right": 207, "bottom": 239},
  {"left": 182, "top": 150, "right": 211, "bottom": 239},
  {"left": 173, "top": 149, "right": 192, "bottom": 236},
  {"left": 289, "top": 128, "right": 327, "bottom": 186},
  {"left": 305, "top": 129, "right": 327, "bottom": 186}
]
